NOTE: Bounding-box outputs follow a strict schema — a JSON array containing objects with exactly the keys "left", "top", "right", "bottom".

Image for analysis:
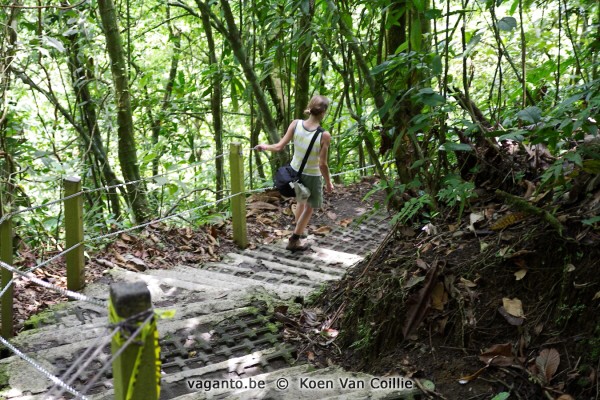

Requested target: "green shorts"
[{"left": 300, "top": 174, "right": 323, "bottom": 209}]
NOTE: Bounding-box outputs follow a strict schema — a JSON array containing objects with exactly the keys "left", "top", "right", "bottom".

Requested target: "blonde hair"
[{"left": 303, "top": 95, "right": 330, "bottom": 116}]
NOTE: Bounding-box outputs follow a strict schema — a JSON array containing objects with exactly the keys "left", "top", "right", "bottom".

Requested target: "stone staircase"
[{"left": 0, "top": 213, "right": 427, "bottom": 399}]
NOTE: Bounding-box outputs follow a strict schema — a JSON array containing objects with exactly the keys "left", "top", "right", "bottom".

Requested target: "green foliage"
[
  {"left": 391, "top": 194, "right": 434, "bottom": 225},
  {"left": 436, "top": 175, "right": 477, "bottom": 222}
]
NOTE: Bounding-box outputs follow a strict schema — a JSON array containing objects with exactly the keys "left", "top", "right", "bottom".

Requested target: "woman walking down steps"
[{"left": 256, "top": 95, "right": 335, "bottom": 252}]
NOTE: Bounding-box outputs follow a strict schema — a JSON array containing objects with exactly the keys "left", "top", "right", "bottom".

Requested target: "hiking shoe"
[{"left": 286, "top": 234, "right": 310, "bottom": 252}]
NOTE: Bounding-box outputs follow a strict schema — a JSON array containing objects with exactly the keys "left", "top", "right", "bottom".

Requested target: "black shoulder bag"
[{"left": 274, "top": 126, "right": 323, "bottom": 197}]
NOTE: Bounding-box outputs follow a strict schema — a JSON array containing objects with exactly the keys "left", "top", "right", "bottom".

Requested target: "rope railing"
[
  {"left": 46, "top": 325, "right": 118, "bottom": 399},
  {"left": 85, "top": 192, "right": 240, "bottom": 245},
  {"left": 0, "top": 308, "right": 156, "bottom": 399},
  {"left": 0, "top": 243, "right": 83, "bottom": 300},
  {"left": 0, "top": 260, "right": 106, "bottom": 307},
  {"left": 0, "top": 153, "right": 226, "bottom": 225},
  {"left": 0, "top": 335, "right": 89, "bottom": 399},
  {"left": 78, "top": 311, "right": 155, "bottom": 397},
  {"left": 81, "top": 153, "right": 226, "bottom": 197}
]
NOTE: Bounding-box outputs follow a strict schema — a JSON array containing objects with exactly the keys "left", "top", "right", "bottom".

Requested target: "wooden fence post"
[
  {"left": 64, "top": 177, "right": 85, "bottom": 291},
  {"left": 229, "top": 143, "right": 248, "bottom": 248},
  {"left": 0, "top": 200, "right": 13, "bottom": 338},
  {"left": 110, "top": 282, "right": 159, "bottom": 400}
]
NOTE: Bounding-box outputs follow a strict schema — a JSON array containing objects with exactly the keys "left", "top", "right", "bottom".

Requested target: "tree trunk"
[
  {"left": 150, "top": 26, "right": 181, "bottom": 177},
  {"left": 198, "top": 5, "right": 224, "bottom": 200},
  {"left": 66, "top": 30, "right": 122, "bottom": 218},
  {"left": 98, "top": 0, "right": 149, "bottom": 223},
  {"left": 0, "top": 1, "right": 20, "bottom": 210},
  {"left": 294, "top": 0, "right": 316, "bottom": 119}
]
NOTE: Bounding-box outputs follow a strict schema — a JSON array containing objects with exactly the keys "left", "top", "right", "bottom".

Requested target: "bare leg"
[
  {"left": 294, "top": 204, "right": 313, "bottom": 236},
  {"left": 294, "top": 202, "right": 306, "bottom": 224}
]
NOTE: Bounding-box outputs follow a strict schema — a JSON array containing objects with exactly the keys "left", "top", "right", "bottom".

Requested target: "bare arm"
[
  {"left": 255, "top": 120, "right": 297, "bottom": 152},
  {"left": 319, "top": 131, "right": 334, "bottom": 193}
]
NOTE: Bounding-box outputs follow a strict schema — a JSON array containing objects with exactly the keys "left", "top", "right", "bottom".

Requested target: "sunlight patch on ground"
[{"left": 309, "top": 247, "right": 363, "bottom": 267}]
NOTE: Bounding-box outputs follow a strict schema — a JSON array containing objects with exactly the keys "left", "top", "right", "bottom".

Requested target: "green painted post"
[
  {"left": 0, "top": 201, "right": 14, "bottom": 338},
  {"left": 110, "top": 282, "right": 159, "bottom": 400},
  {"left": 64, "top": 177, "right": 85, "bottom": 291},
  {"left": 229, "top": 143, "right": 248, "bottom": 248}
]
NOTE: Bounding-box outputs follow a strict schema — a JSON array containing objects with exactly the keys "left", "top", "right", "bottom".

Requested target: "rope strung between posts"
[
  {"left": 331, "top": 159, "right": 394, "bottom": 177},
  {"left": 0, "top": 193, "right": 239, "bottom": 298},
  {"left": 82, "top": 153, "right": 225, "bottom": 197},
  {"left": 0, "top": 335, "right": 89, "bottom": 400},
  {"left": 0, "top": 260, "right": 106, "bottom": 307},
  {"left": 0, "top": 153, "right": 226, "bottom": 225},
  {"left": 85, "top": 192, "right": 240, "bottom": 244},
  {"left": 46, "top": 325, "right": 119, "bottom": 399},
  {"left": 79, "top": 310, "right": 155, "bottom": 397},
  {"left": 0, "top": 243, "right": 83, "bottom": 300}
]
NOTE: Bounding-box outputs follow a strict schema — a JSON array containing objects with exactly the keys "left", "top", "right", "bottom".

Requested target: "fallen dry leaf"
[
  {"left": 468, "top": 212, "right": 485, "bottom": 232},
  {"left": 314, "top": 226, "right": 332, "bottom": 236},
  {"left": 247, "top": 201, "right": 279, "bottom": 211},
  {"left": 326, "top": 212, "right": 337, "bottom": 221},
  {"left": 402, "top": 261, "right": 442, "bottom": 338},
  {"left": 431, "top": 282, "right": 448, "bottom": 311},
  {"left": 459, "top": 277, "right": 477, "bottom": 288},
  {"left": 502, "top": 297, "right": 524, "bottom": 318},
  {"left": 338, "top": 218, "right": 353, "bottom": 227},
  {"left": 514, "top": 269, "right": 527, "bottom": 280},
  {"left": 536, "top": 348, "right": 560, "bottom": 384},
  {"left": 479, "top": 343, "right": 522, "bottom": 367}
]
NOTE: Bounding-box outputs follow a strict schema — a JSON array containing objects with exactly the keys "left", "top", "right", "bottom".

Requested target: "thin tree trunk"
[
  {"left": 198, "top": 5, "right": 224, "bottom": 200},
  {"left": 518, "top": 0, "right": 526, "bottom": 107},
  {"left": 150, "top": 13, "right": 181, "bottom": 177},
  {"left": 98, "top": 0, "right": 149, "bottom": 223},
  {"left": 0, "top": 1, "right": 20, "bottom": 211},
  {"left": 66, "top": 28, "right": 121, "bottom": 217},
  {"left": 294, "top": 0, "right": 315, "bottom": 119}
]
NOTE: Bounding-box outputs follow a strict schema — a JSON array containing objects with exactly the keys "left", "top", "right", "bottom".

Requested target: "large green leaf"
[
  {"left": 416, "top": 88, "right": 446, "bottom": 106},
  {"left": 498, "top": 17, "right": 517, "bottom": 31},
  {"left": 462, "top": 33, "right": 482, "bottom": 58},
  {"left": 371, "top": 60, "right": 391, "bottom": 76},
  {"left": 517, "top": 106, "right": 542, "bottom": 123},
  {"left": 43, "top": 36, "right": 65, "bottom": 53},
  {"left": 431, "top": 55, "right": 443, "bottom": 75}
]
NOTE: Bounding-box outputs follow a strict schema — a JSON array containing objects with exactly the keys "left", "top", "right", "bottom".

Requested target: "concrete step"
[
  {"left": 249, "top": 243, "right": 364, "bottom": 271},
  {"left": 223, "top": 252, "right": 342, "bottom": 282},
  {"left": 145, "top": 265, "right": 314, "bottom": 299}
]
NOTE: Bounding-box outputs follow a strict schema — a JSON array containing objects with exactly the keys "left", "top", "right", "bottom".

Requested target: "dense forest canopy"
[{"left": 0, "top": 0, "right": 598, "bottom": 245}]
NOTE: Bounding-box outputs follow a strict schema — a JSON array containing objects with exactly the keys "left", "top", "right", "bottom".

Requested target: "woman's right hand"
[
  {"left": 325, "top": 181, "right": 334, "bottom": 193},
  {"left": 254, "top": 144, "right": 268, "bottom": 152}
]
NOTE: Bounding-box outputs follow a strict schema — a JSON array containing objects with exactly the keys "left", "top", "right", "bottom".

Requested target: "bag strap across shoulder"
[{"left": 297, "top": 125, "right": 323, "bottom": 176}]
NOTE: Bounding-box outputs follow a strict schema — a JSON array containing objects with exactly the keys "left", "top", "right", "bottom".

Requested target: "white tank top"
[{"left": 290, "top": 120, "right": 322, "bottom": 176}]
